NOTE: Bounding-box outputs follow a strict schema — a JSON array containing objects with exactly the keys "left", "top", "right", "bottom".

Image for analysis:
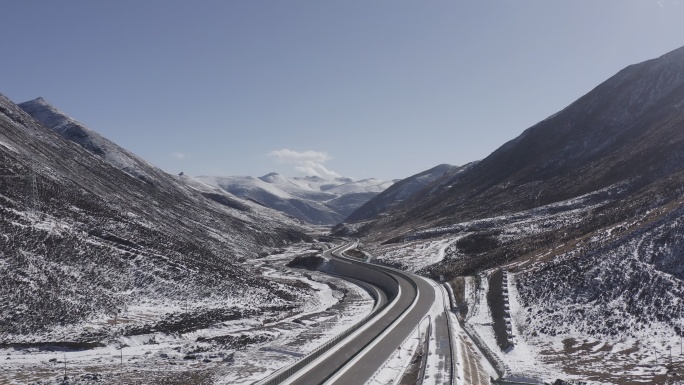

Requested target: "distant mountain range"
[
  {"left": 198, "top": 173, "right": 395, "bottom": 225},
  {"left": 343, "top": 163, "right": 459, "bottom": 223},
  {"left": 18, "top": 97, "right": 399, "bottom": 226}
]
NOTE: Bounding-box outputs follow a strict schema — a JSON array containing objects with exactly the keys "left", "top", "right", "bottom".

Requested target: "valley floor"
[{"left": 6, "top": 217, "right": 684, "bottom": 385}]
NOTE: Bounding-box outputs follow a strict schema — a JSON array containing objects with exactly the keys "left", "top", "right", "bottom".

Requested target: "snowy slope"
[
  {"left": 19, "top": 97, "right": 155, "bottom": 181},
  {"left": 356, "top": 44, "right": 684, "bottom": 243},
  {"left": 197, "top": 173, "right": 394, "bottom": 225},
  {"left": 349, "top": 44, "right": 684, "bottom": 384},
  {"left": 0, "top": 93, "right": 312, "bottom": 345}
]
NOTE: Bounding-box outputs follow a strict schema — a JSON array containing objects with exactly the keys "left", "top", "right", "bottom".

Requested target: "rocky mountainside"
[
  {"left": 19, "top": 97, "right": 155, "bottom": 182},
  {"left": 344, "top": 164, "right": 457, "bottom": 223},
  {"left": 0, "top": 93, "right": 310, "bottom": 342},
  {"left": 349, "top": 45, "right": 684, "bottom": 383},
  {"left": 198, "top": 173, "right": 394, "bottom": 225},
  {"left": 355, "top": 45, "right": 684, "bottom": 242}
]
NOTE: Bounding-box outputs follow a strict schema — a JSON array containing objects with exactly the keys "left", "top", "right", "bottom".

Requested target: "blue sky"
[{"left": 2, "top": 1, "right": 684, "bottom": 180}]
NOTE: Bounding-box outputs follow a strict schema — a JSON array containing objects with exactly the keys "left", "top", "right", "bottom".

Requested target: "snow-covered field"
[
  {"left": 466, "top": 271, "right": 567, "bottom": 383},
  {"left": 364, "top": 237, "right": 459, "bottom": 273},
  {"left": 0, "top": 243, "right": 374, "bottom": 385}
]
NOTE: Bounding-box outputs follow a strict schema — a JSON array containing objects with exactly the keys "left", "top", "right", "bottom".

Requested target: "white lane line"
[
  {"left": 324, "top": 278, "right": 421, "bottom": 385},
  {"left": 279, "top": 285, "right": 403, "bottom": 385},
  {"left": 256, "top": 242, "right": 359, "bottom": 385},
  {"left": 342, "top": 276, "right": 386, "bottom": 313}
]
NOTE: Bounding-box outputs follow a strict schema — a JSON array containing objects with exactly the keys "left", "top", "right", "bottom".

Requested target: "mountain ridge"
[
  {"left": 353, "top": 44, "right": 684, "bottom": 240},
  {"left": 0, "top": 92, "right": 310, "bottom": 341},
  {"left": 19, "top": 97, "right": 157, "bottom": 182},
  {"left": 344, "top": 45, "right": 684, "bottom": 383},
  {"left": 343, "top": 163, "right": 458, "bottom": 223}
]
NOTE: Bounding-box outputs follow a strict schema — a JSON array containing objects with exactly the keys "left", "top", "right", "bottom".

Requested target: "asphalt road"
[{"left": 284, "top": 242, "right": 437, "bottom": 385}]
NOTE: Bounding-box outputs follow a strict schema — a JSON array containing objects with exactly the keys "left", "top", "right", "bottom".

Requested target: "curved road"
[{"left": 283, "top": 241, "right": 438, "bottom": 385}]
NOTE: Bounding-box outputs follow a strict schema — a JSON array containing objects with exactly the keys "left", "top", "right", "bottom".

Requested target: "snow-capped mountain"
[
  {"left": 0, "top": 93, "right": 311, "bottom": 343},
  {"left": 197, "top": 173, "right": 394, "bottom": 225}
]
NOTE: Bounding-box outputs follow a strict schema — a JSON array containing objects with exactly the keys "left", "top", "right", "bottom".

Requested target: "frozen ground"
[
  {"left": 0, "top": 243, "right": 374, "bottom": 385},
  {"left": 465, "top": 269, "right": 684, "bottom": 384},
  {"left": 465, "top": 271, "right": 567, "bottom": 383},
  {"left": 362, "top": 183, "right": 684, "bottom": 384},
  {"left": 510, "top": 270, "right": 684, "bottom": 384}
]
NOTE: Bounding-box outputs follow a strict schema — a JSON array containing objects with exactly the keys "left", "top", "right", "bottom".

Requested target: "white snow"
[
  {"left": 504, "top": 272, "right": 568, "bottom": 381},
  {"left": 196, "top": 172, "right": 395, "bottom": 225},
  {"left": 0, "top": 139, "right": 18, "bottom": 153},
  {"left": 0, "top": 243, "right": 376, "bottom": 385},
  {"left": 200, "top": 174, "right": 392, "bottom": 202},
  {"left": 366, "top": 237, "right": 459, "bottom": 273}
]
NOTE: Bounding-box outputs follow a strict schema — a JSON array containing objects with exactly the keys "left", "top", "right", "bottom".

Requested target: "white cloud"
[
  {"left": 267, "top": 149, "right": 330, "bottom": 164},
  {"left": 267, "top": 148, "right": 341, "bottom": 179},
  {"left": 171, "top": 152, "right": 188, "bottom": 160},
  {"left": 295, "top": 161, "right": 341, "bottom": 179}
]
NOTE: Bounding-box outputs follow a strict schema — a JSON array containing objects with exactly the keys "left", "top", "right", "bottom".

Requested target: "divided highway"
[{"left": 272, "top": 241, "right": 441, "bottom": 385}]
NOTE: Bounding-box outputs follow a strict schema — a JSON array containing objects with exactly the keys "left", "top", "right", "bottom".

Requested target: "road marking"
[
  {"left": 279, "top": 281, "right": 403, "bottom": 385},
  {"left": 268, "top": 240, "right": 428, "bottom": 385},
  {"left": 323, "top": 277, "right": 421, "bottom": 385}
]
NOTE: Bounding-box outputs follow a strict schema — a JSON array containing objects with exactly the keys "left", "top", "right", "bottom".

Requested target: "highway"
[{"left": 280, "top": 241, "right": 439, "bottom": 385}]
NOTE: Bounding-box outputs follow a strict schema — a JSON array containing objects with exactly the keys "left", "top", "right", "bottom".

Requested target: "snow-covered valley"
[{"left": 6, "top": 42, "right": 684, "bottom": 385}]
